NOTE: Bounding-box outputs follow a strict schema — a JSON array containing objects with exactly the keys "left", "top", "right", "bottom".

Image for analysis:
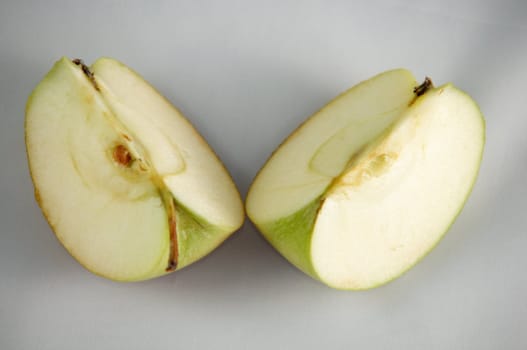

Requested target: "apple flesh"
[
  {"left": 26, "top": 57, "right": 244, "bottom": 281},
  {"left": 246, "top": 69, "right": 485, "bottom": 290}
]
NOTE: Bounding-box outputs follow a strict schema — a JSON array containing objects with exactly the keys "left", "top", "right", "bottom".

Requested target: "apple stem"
[
  {"left": 72, "top": 58, "right": 100, "bottom": 91},
  {"left": 413, "top": 77, "right": 433, "bottom": 96}
]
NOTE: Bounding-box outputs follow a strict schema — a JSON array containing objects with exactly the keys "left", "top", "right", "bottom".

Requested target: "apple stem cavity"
[{"left": 72, "top": 58, "right": 100, "bottom": 91}]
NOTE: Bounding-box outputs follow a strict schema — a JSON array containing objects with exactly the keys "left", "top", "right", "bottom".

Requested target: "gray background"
[{"left": 1, "top": 0, "right": 526, "bottom": 349}]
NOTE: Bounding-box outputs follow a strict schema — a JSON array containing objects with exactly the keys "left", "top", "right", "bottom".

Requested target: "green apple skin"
[
  {"left": 256, "top": 199, "right": 321, "bottom": 278},
  {"left": 175, "top": 203, "right": 232, "bottom": 270},
  {"left": 247, "top": 73, "right": 485, "bottom": 290},
  {"left": 26, "top": 57, "right": 244, "bottom": 281}
]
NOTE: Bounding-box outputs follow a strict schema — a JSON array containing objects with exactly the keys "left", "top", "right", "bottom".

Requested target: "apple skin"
[
  {"left": 247, "top": 79, "right": 485, "bottom": 290},
  {"left": 256, "top": 199, "right": 320, "bottom": 278},
  {"left": 25, "top": 57, "right": 244, "bottom": 281}
]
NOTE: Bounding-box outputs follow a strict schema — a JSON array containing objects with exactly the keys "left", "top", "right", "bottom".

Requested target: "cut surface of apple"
[
  {"left": 26, "top": 57, "right": 244, "bottom": 281},
  {"left": 246, "top": 69, "right": 485, "bottom": 290}
]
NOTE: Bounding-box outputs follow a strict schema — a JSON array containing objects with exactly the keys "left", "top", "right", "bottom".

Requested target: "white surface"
[{"left": 1, "top": 0, "right": 526, "bottom": 349}]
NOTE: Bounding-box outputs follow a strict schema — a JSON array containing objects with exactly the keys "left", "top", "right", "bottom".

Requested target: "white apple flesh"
[
  {"left": 26, "top": 57, "right": 244, "bottom": 281},
  {"left": 246, "top": 69, "right": 485, "bottom": 290}
]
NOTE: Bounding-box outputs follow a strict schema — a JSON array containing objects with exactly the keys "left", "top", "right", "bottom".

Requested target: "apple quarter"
[
  {"left": 246, "top": 69, "right": 485, "bottom": 290},
  {"left": 26, "top": 57, "right": 244, "bottom": 281}
]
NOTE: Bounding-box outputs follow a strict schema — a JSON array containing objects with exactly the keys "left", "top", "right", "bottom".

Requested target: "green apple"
[
  {"left": 26, "top": 57, "right": 244, "bottom": 281},
  {"left": 246, "top": 69, "right": 485, "bottom": 290}
]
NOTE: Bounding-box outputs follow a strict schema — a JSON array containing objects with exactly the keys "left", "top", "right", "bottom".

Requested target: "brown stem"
[
  {"left": 72, "top": 58, "right": 100, "bottom": 91},
  {"left": 413, "top": 77, "right": 433, "bottom": 97}
]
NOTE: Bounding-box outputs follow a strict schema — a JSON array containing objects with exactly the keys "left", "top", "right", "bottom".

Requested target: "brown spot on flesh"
[{"left": 112, "top": 145, "right": 132, "bottom": 167}]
